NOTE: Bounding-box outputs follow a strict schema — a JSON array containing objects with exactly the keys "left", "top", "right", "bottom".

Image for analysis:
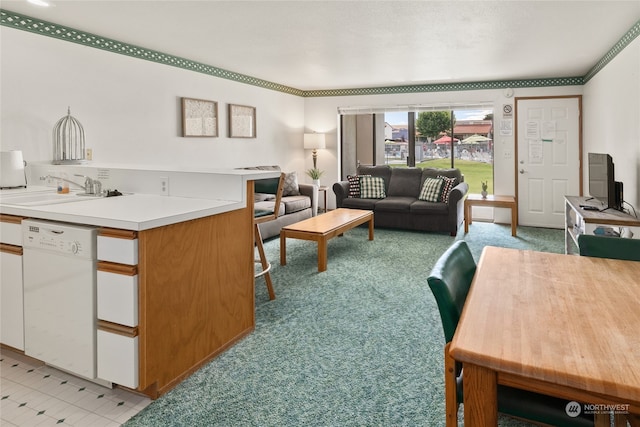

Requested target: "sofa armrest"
[
  {"left": 333, "top": 181, "right": 350, "bottom": 208},
  {"left": 448, "top": 181, "right": 469, "bottom": 208},
  {"left": 447, "top": 181, "right": 469, "bottom": 235},
  {"left": 298, "top": 183, "right": 319, "bottom": 216}
]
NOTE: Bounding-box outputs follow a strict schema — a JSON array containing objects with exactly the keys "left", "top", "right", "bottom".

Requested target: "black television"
[{"left": 588, "top": 153, "right": 620, "bottom": 210}]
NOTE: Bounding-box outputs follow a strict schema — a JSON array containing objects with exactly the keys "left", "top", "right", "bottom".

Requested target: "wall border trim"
[
  {"left": 583, "top": 19, "right": 640, "bottom": 83},
  {"left": 1, "top": 9, "right": 637, "bottom": 97},
  {"left": 0, "top": 9, "right": 304, "bottom": 97}
]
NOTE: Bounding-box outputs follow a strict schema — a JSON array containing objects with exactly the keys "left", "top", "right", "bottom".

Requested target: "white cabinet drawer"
[
  {"left": 1, "top": 219, "right": 22, "bottom": 246},
  {"left": 97, "top": 235, "right": 138, "bottom": 265},
  {"left": 97, "top": 330, "right": 138, "bottom": 389},
  {"left": 0, "top": 250, "right": 24, "bottom": 350},
  {"left": 97, "top": 271, "right": 138, "bottom": 327}
]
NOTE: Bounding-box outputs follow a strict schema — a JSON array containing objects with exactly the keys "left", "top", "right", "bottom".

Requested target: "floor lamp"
[{"left": 304, "top": 133, "right": 326, "bottom": 170}]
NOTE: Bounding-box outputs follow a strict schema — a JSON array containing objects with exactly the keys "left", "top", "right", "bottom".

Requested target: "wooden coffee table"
[{"left": 280, "top": 208, "right": 374, "bottom": 272}]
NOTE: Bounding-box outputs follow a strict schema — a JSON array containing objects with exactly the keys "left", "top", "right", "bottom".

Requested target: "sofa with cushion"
[
  {"left": 244, "top": 165, "right": 318, "bottom": 240},
  {"left": 332, "top": 165, "right": 468, "bottom": 236}
]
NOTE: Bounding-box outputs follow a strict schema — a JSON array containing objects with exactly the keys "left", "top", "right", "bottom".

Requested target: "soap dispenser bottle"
[{"left": 57, "top": 173, "right": 70, "bottom": 194}]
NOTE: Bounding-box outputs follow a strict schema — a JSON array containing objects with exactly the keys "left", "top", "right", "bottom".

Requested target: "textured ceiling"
[{"left": 2, "top": 1, "right": 640, "bottom": 91}]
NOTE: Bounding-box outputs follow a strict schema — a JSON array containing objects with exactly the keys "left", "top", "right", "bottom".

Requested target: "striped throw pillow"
[
  {"left": 419, "top": 177, "right": 444, "bottom": 202},
  {"left": 359, "top": 176, "right": 386, "bottom": 199}
]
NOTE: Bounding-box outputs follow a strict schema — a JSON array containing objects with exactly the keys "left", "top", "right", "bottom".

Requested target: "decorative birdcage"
[{"left": 52, "top": 107, "right": 86, "bottom": 164}]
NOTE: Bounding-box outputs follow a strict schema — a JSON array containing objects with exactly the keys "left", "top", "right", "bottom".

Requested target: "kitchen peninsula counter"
[
  {"left": 1, "top": 168, "right": 279, "bottom": 230},
  {"left": 1, "top": 167, "right": 278, "bottom": 399}
]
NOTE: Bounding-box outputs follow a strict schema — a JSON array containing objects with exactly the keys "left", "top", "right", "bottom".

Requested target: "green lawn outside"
[{"left": 390, "top": 158, "right": 493, "bottom": 194}]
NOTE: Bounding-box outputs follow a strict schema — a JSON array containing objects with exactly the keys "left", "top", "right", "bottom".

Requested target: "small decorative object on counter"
[
  {"left": 52, "top": 107, "right": 86, "bottom": 165},
  {"left": 105, "top": 189, "right": 123, "bottom": 197},
  {"left": 481, "top": 181, "right": 488, "bottom": 199},
  {"left": 57, "top": 173, "right": 70, "bottom": 194}
]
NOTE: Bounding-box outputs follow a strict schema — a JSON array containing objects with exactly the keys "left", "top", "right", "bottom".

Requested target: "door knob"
[{"left": 519, "top": 169, "right": 526, "bottom": 174}]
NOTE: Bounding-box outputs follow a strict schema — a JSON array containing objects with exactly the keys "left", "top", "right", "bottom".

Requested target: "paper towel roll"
[{"left": 0, "top": 150, "right": 27, "bottom": 188}]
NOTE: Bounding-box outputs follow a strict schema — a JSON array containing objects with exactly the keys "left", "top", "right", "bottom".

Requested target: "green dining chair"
[
  {"left": 578, "top": 234, "right": 640, "bottom": 261},
  {"left": 427, "top": 240, "right": 594, "bottom": 427}
]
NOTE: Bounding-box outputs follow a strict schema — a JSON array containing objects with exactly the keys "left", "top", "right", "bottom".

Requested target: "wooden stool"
[{"left": 253, "top": 173, "right": 285, "bottom": 300}]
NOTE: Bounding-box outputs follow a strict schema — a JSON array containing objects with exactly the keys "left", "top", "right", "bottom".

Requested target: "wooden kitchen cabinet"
[
  {"left": 96, "top": 191, "right": 254, "bottom": 398},
  {"left": 98, "top": 230, "right": 138, "bottom": 265},
  {"left": 97, "top": 268, "right": 138, "bottom": 327},
  {"left": 96, "top": 230, "right": 139, "bottom": 389},
  {"left": 97, "top": 329, "right": 139, "bottom": 389},
  {"left": 0, "top": 214, "right": 25, "bottom": 351},
  {"left": 0, "top": 214, "right": 23, "bottom": 246},
  {"left": 1, "top": 249, "right": 24, "bottom": 350}
]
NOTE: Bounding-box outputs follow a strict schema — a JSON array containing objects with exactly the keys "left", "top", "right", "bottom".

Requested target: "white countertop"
[
  {"left": 0, "top": 192, "right": 243, "bottom": 231},
  {"left": 0, "top": 166, "right": 278, "bottom": 230}
]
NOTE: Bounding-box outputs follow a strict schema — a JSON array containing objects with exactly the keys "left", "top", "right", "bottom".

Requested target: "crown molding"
[
  {"left": 583, "top": 19, "right": 640, "bottom": 83},
  {"left": 302, "top": 77, "right": 584, "bottom": 98},
  {"left": 1, "top": 9, "right": 637, "bottom": 98},
  {"left": 0, "top": 9, "right": 304, "bottom": 97}
]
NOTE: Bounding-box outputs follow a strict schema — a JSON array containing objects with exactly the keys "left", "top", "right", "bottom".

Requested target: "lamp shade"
[{"left": 303, "top": 133, "right": 326, "bottom": 150}]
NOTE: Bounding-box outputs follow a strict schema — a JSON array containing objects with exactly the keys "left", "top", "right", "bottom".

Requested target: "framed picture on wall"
[
  {"left": 181, "top": 97, "right": 218, "bottom": 137},
  {"left": 228, "top": 104, "right": 256, "bottom": 138}
]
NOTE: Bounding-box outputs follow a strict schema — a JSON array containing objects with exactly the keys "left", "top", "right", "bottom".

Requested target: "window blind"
[{"left": 337, "top": 102, "right": 494, "bottom": 115}]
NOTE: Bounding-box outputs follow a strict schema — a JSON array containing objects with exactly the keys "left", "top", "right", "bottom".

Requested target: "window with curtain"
[{"left": 339, "top": 103, "right": 493, "bottom": 195}]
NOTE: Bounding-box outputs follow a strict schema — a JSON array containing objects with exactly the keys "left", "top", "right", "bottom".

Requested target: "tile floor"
[{"left": 1, "top": 348, "right": 151, "bottom": 426}]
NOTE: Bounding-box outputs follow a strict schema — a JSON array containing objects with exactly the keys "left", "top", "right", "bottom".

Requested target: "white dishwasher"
[{"left": 22, "top": 219, "right": 98, "bottom": 380}]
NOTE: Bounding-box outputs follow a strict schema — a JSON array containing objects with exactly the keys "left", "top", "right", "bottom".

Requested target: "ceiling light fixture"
[{"left": 27, "top": 0, "right": 50, "bottom": 7}]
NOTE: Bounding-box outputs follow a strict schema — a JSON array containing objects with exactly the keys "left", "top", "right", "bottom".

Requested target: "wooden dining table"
[{"left": 449, "top": 246, "right": 640, "bottom": 426}]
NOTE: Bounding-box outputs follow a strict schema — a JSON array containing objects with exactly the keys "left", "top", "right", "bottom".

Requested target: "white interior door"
[{"left": 516, "top": 97, "right": 581, "bottom": 228}]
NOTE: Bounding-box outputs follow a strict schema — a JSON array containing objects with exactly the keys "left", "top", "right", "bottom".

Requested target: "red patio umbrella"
[{"left": 432, "top": 135, "right": 459, "bottom": 145}]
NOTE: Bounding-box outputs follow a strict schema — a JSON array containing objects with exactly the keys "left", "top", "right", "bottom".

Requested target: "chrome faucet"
[
  {"left": 40, "top": 174, "right": 102, "bottom": 195},
  {"left": 73, "top": 174, "right": 102, "bottom": 195}
]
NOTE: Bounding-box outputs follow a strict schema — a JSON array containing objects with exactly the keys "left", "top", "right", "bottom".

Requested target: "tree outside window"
[{"left": 385, "top": 110, "right": 493, "bottom": 195}]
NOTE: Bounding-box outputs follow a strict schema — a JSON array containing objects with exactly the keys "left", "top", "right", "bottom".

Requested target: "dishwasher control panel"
[{"left": 22, "top": 219, "right": 97, "bottom": 259}]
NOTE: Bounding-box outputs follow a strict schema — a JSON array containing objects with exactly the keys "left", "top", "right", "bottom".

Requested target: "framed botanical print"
[
  {"left": 228, "top": 104, "right": 256, "bottom": 138},
  {"left": 182, "top": 97, "right": 218, "bottom": 137}
]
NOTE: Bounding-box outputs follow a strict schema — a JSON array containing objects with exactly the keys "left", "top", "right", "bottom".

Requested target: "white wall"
[
  {"left": 3, "top": 25, "right": 637, "bottom": 215},
  {"left": 305, "top": 86, "right": 584, "bottom": 211},
  {"left": 583, "top": 37, "right": 640, "bottom": 209},
  {"left": 0, "top": 28, "right": 305, "bottom": 174}
]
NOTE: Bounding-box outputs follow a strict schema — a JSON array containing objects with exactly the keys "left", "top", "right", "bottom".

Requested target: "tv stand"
[
  {"left": 599, "top": 206, "right": 619, "bottom": 214},
  {"left": 565, "top": 196, "right": 640, "bottom": 254}
]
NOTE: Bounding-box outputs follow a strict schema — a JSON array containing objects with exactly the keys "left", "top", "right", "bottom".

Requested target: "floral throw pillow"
[
  {"left": 359, "top": 176, "right": 386, "bottom": 199},
  {"left": 437, "top": 175, "right": 458, "bottom": 204},
  {"left": 419, "top": 177, "right": 444, "bottom": 202}
]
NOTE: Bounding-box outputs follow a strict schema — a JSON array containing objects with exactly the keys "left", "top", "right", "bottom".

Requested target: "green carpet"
[{"left": 125, "top": 222, "right": 563, "bottom": 427}]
